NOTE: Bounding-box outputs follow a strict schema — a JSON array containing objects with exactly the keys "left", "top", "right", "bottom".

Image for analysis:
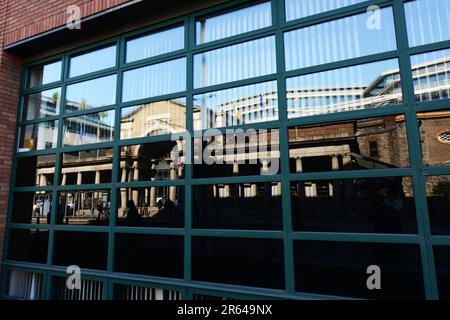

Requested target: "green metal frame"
[{"left": 1, "top": 0, "right": 450, "bottom": 300}]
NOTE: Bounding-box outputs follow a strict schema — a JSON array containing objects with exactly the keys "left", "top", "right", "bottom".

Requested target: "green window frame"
[{"left": 2, "top": 0, "right": 450, "bottom": 300}]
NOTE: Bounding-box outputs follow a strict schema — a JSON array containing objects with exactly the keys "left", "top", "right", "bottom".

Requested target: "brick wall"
[{"left": 0, "top": 0, "right": 133, "bottom": 271}]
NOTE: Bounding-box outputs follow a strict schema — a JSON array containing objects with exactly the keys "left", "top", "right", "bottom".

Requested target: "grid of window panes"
[{"left": 3, "top": 0, "right": 450, "bottom": 300}]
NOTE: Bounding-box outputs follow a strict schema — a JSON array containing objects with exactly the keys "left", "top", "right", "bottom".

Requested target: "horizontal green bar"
[
  {"left": 423, "top": 167, "right": 450, "bottom": 176},
  {"left": 116, "top": 180, "right": 186, "bottom": 189},
  {"left": 289, "top": 168, "right": 413, "bottom": 181},
  {"left": 289, "top": 232, "right": 420, "bottom": 244},
  {"left": 191, "top": 175, "right": 282, "bottom": 186},
  {"left": 113, "top": 226, "right": 185, "bottom": 235},
  {"left": 191, "top": 229, "right": 284, "bottom": 239},
  {"left": 431, "top": 236, "right": 450, "bottom": 246}
]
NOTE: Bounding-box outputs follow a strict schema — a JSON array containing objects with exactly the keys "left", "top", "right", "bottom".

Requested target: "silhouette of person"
[
  {"left": 125, "top": 200, "right": 142, "bottom": 226},
  {"left": 96, "top": 200, "right": 104, "bottom": 220}
]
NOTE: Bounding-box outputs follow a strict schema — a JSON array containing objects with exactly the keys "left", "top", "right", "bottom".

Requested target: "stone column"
[
  {"left": 149, "top": 163, "right": 156, "bottom": 207},
  {"left": 233, "top": 162, "right": 239, "bottom": 176},
  {"left": 95, "top": 170, "right": 101, "bottom": 200},
  {"left": 132, "top": 161, "right": 139, "bottom": 204},
  {"left": 39, "top": 174, "right": 47, "bottom": 187},
  {"left": 332, "top": 155, "right": 340, "bottom": 171},
  {"left": 77, "top": 172, "right": 82, "bottom": 185},
  {"left": 120, "top": 163, "right": 128, "bottom": 214},
  {"left": 296, "top": 157, "right": 303, "bottom": 173},
  {"left": 61, "top": 173, "right": 67, "bottom": 186},
  {"left": 169, "top": 163, "right": 177, "bottom": 202}
]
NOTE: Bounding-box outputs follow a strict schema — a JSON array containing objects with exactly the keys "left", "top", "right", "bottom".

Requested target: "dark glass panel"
[
  {"left": 434, "top": 246, "right": 450, "bottom": 300},
  {"left": 8, "top": 229, "right": 49, "bottom": 264},
  {"left": 291, "top": 177, "right": 417, "bottom": 234},
  {"left": 15, "top": 154, "right": 56, "bottom": 187},
  {"left": 114, "top": 234, "right": 183, "bottom": 278},
  {"left": 193, "top": 182, "right": 282, "bottom": 230},
  {"left": 192, "top": 237, "right": 285, "bottom": 289},
  {"left": 425, "top": 175, "right": 450, "bottom": 235},
  {"left": 53, "top": 231, "right": 108, "bottom": 270},
  {"left": 11, "top": 191, "right": 52, "bottom": 224},
  {"left": 294, "top": 241, "right": 425, "bottom": 299}
]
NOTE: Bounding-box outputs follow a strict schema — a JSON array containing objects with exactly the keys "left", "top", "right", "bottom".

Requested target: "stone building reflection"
[{"left": 22, "top": 54, "right": 450, "bottom": 228}]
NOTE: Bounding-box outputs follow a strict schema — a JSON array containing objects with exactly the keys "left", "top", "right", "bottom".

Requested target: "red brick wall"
[{"left": 0, "top": 0, "right": 133, "bottom": 271}]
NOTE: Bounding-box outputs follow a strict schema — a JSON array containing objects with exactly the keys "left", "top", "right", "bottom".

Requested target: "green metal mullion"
[
  {"left": 192, "top": 175, "right": 281, "bottom": 186},
  {"left": 285, "top": 104, "right": 405, "bottom": 127},
  {"left": 119, "top": 92, "right": 186, "bottom": 109},
  {"left": 64, "top": 67, "right": 118, "bottom": 87},
  {"left": 119, "top": 50, "right": 188, "bottom": 73},
  {"left": 393, "top": 0, "right": 438, "bottom": 300},
  {"left": 113, "top": 227, "right": 184, "bottom": 236},
  {"left": 289, "top": 232, "right": 420, "bottom": 244},
  {"left": 15, "top": 149, "right": 59, "bottom": 158},
  {"left": 289, "top": 168, "right": 413, "bottom": 181},
  {"left": 59, "top": 104, "right": 116, "bottom": 120},
  {"left": 117, "top": 180, "right": 185, "bottom": 189},
  {"left": 408, "top": 39, "right": 450, "bottom": 56},
  {"left": 191, "top": 229, "right": 284, "bottom": 239},
  {"left": 431, "top": 236, "right": 450, "bottom": 246},
  {"left": 117, "top": 133, "right": 176, "bottom": 146},
  {"left": 58, "top": 142, "right": 114, "bottom": 154},
  {"left": 18, "top": 115, "right": 61, "bottom": 127},
  {"left": 52, "top": 225, "right": 109, "bottom": 233},
  {"left": 184, "top": 13, "right": 195, "bottom": 285},
  {"left": 55, "top": 183, "right": 112, "bottom": 191},
  {"left": 415, "top": 99, "right": 450, "bottom": 113},
  {"left": 193, "top": 120, "right": 280, "bottom": 138},
  {"left": 284, "top": 50, "right": 398, "bottom": 78},
  {"left": 423, "top": 167, "right": 450, "bottom": 176},
  {"left": 7, "top": 224, "right": 50, "bottom": 230},
  {"left": 275, "top": 0, "right": 295, "bottom": 294},
  {"left": 20, "top": 82, "right": 63, "bottom": 96}
]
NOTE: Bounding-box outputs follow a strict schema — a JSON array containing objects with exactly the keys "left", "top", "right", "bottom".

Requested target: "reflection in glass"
[
  {"left": 434, "top": 246, "right": 450, "bottom": 299},
  {"left": 418, "top": 110, "right": 450, "bottom": 167},
  {"left": 411, "top": 49, "right": 450, "bottom": 103},
  {"left": 286, "top": 59, "right": 402, "bottom": 118},
  {"left": 405, "top": 0, "right": 450, "bottom": 47},
  {"left": 121, "top": 98, "right": 186, "bottom": 139},
  {"left": 69, "top": 45, "right": 116, "bottom": 78},
  {"left": 114, "top": 284, "right": 181, "bottom": 300},
  {"left": 22, "top": 88, "right": 61, "bottom": 121},
  {"left": 5, "top": 270, "right": 43, "bottom": 300},
  {"left": 116, "top": 187, "right": 184, "bottom": 228},
  {"left": 63, "top": 110, "right": 115, "bottom": 146},
  {"left": 289, "top": 115, "right": 411, "bottom": 172},
  {"left": 126, "top": 26, "right": 184, "bottom": 63},
  {"left": 284, "top": 7, "right": 396, "bottom": 70},
  {"left": 291, "top": 177, "right": 417, "bottom": 233},
  {"left": 8, "top": 229, "right": 48, "bottom": 264},
  {"left": 114, "top": 234, "right": 183, "bottom": 278},
  {"left": 193, "top": 81, "right": 278, "bottom": 130},
  {"left": 11, "top": 191, "right": 52, "bottom": 224},
  {"left": 285, "top": 0, "right": 366, "bottom": 21},
  {"left": 27, "top": 61, "right": 62, "bottom": 87},
  {"left": 57, "top": 190, "right": 111, "bottom": 226},
  {"left": 122, "top": 58, "right": 186, "bottom": 102},
  {"left": 193, "top": 129, "right": 280, "bottom": 178},
  {"left": 294, "top": 241, "right": 424, "bottom": 298},
  {"left": 15, "top": 154, "right": 56, "bottom": 187},
  {"left": 65, "top": 75, "right": 117, "bottom": 112},
  {"left": 61, "top": 148, "right": 113, "bottom": 185},
  {"left": 196, "top": 1, "right": 271, "bottom": 44},
  {"left": 53, "top": 231, "right": 108, "bottom": 270},
  {"left": 52, "top": 276, "right": 104, "bottom": 300},
  {"left": 18, "top": 120, "right": 58, "bottom": 152},
  {"left": 425, "top": 176, "right": 450, "bottom": 235},
  {"left": 192, "top": 237, "right": 285, "bottom": 289},
  {"left": 119, "top": 141, "right": 185, "bottom": 182},
  {"left": 193, "top": 182, "right": 282, "bottom": 230},
  {"left": 194, "top": 36, "right": 276, "bottom": 88}
]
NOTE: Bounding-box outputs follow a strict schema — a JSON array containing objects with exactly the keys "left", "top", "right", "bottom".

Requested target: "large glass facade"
[{"left": 4, "top": 0, "right": 450, "bottom": 301}]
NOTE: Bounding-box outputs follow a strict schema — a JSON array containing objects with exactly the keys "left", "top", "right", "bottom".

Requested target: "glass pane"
[
  {"left": 291, "top": 177, "right": 417, "bottom": 233},
  {"left": 288, "top": 115, "right": 411, "bottom": 172},
  {"left": 411, "top": 49, "right": 450, "bottom": 103},
  {"left": 120, "top": 141, "right": 185, "bottom": 182},
  {"left": 425, "top": 175, "right": 450, "bottom": 235},
  {"left": 8, "top": 229, "right": 49, "bottom": 264},
  {"left": 27, "top": 61, "right": 61, "bottom": 87},
  {"left": 114, "top": 283, "right": 181, "bottom": 300},
  {"left": 11, "top": 192, "right": 52, "bottom": 224},
  {"left": 22, "top": 88, "right": 61, "bottom": 121},
  {"left": 63, "top": 110, "right": 115, "bottom": 146},
  {"left": 284, "top": 7, "right": 397, "bottom": 70},
  {"left": 286, "top": 59, "right": 402, "bottom": 118},
  {"left": 51, "top": 276, "right": 104, "bottom": 300},
  {"left": 294, "top": 241, "right": 424, "bottom": 298},
  {"left": 114, "top": 234, "right": 183, "bottom": 278},
  {"left": 18, "top": 120, "right": 58, "bottom": 152},
  {"left": 285, "top": 0, "right": 366, "bottom": 21},
  {"left": 418, "top": 110, "right": 450, "bottom": 167},
  {"left": 5, "top": 270, "right": 43, "bottom": 300},
  {"left": 122, "top": 58, "right": 186, "bottom": 102},
  {"left": 193, "top": 129, "right": 280, "bottom": 178},
  {"left": 126, "top": 26, "right": 184, "bottom": 63},
  {"left": 65, "top": 75, "right": 117, "bottom": 112},
  {"left": 193, "top": 81, "right": 278, "bottom": 130},
  {"left": 192, "top": 237, "right": 285, "bottom": 289},
  {"left": 53, "top": 231, "right": 108, "bottom": 270},
  {"left": 434, "top": 246, "right": 450, "bottom": 300},
  {"left": 15, "top": 154, "right": 56, "bottom": 187},
  {"left": 69, "top": 45, "right": 116, "bottom": 78},
  {"left": 196, "top": 1, "right": 271, "bottom": 44},
  {"left": 194, "top": 36, "right": 276, "bottom": 88},
  {"left": 116, "top": 187, "right": 184, "bottom": 228},
  {"left": 405, "top": 0, "right": 450, "bottom": 47},
  {"left": 121, "top": 98, "right": 186, "bottom": 139},
  {"left": 57, "top": 190, "right": 111, "bottom": 226},
  {"left": 61, "top": 148, "right": 113, "bottom": 185},
  {"left": 193, "top": 182, "right": 282, "bottom": 230}
]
